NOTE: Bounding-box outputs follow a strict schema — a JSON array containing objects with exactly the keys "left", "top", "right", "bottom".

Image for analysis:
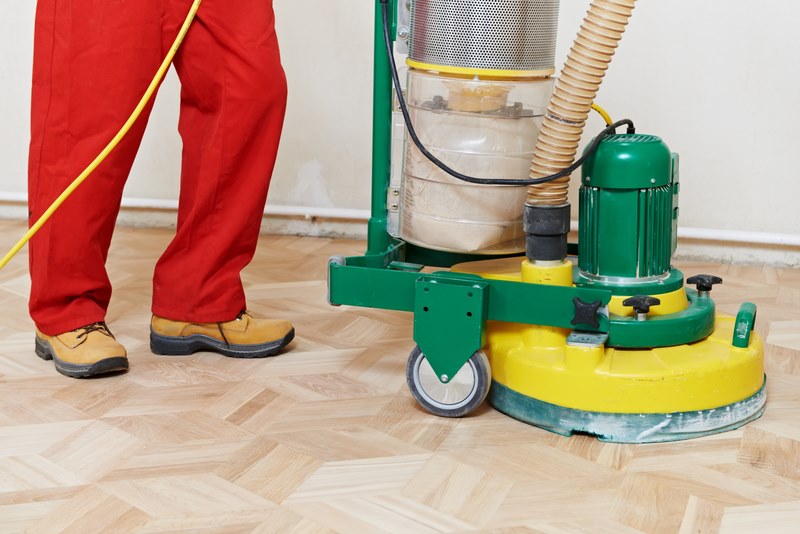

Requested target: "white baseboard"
[
  {"left": 0, "top": 199, "right": 369, "bottom": 241},
  {"left": 674, "top": 240, "right": 800, "bottom": 268}
]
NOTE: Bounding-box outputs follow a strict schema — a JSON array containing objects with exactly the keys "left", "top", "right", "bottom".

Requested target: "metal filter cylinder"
[{"left": 408, "top": 0, "right": 560, "bottom": 77}]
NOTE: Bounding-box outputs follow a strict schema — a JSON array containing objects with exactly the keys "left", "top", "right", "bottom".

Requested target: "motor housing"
[{"left": 576, "top": 134, "right": 680, "bottom": 292}]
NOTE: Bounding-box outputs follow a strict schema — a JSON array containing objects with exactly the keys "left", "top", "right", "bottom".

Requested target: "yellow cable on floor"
[{"left": 0, "top": 0, "right": 203, "bottom": 271}]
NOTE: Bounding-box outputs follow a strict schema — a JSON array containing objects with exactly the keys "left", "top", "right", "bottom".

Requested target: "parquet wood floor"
[{"left": 0, "top": 220, "right": 799, "bottom": 533}]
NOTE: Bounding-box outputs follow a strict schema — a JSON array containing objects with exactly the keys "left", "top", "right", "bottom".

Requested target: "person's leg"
[
  {"left": 150, "top": 0, "right": 292, "bottom": 358},
  {"left": 28, "top": 0, "right": 167, "bottom": 376},
  {"left": 29, "top": 0, "right": 165, "bottom": 335},
  {"left": 151, "top": 0, "right": 288, "bottom": 323}
]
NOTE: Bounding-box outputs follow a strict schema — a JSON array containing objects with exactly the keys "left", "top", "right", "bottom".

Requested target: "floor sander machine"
[{"left": 328, "top": 0, "right": 765, "bottom": 443}]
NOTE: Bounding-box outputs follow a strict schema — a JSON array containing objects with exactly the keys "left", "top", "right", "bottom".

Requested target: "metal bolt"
[
  {"left": 440, "top": 374, "right": 449, "bottom": 383},
  {"left": 391, "top": 203, "right": 398, "bottom": 210},
  {"left": 651, "top": 178, "right": 656, "bottom": 184},
  {"left": 392, "top": 188, "right": 399, "bottom": 196},
  {"left": 398, "top": 26, "right": 410, "bottom": 41}
]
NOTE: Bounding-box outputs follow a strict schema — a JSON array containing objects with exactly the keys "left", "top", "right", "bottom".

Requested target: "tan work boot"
[
  {"left": 35, "top": 323, "right": 129, "bottom": 378},
  {"left": 150, "top": 311, "right": 294, "bottom": 359}
]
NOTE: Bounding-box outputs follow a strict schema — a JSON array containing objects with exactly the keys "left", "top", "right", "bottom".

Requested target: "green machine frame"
[
  {"left": 327, "top": 0, "right": 612, "bottom": 384},
  {"left": 326, "top": 0, "right": 754, "bottom": 385}
]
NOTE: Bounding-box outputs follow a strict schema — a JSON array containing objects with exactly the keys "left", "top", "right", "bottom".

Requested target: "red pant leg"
[
  {"left": 28, "top": 0, "right": 166, "bottom": 334},
  {"left": 152, "top": 0, "right": 288, "bottom": 322}
]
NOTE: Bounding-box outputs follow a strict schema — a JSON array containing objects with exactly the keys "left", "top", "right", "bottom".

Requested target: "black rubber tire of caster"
[{"left": 405, "top": 345, "right": 491, "bottom": 418}]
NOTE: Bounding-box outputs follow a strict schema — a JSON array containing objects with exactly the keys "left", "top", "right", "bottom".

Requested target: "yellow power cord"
[
  {"left": 0, "top": 0, "right": 203, "bottom": 271},
  {"left": 591, "top": 102, "right": 613, "bottom": 126}
]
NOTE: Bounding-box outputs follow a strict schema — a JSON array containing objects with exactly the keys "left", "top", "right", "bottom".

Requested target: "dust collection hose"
[
  {"left": 0, "top": 0, "right": 203, "bottom": 271},
  {"left": 527, "top": 0, "right": 638, "bottom": 206}
]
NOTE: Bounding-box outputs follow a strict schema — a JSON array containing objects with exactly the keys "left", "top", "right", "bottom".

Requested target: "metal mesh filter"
[{"left": 408, "top": 0, "right": 560, "bottom": 73}]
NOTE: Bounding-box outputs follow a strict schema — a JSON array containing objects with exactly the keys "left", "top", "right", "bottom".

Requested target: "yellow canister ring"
[{"left": 406, "top": 59, "right": 554, "bottom": 79}]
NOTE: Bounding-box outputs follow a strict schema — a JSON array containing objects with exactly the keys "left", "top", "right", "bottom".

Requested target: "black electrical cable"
[{"left": 379, "top": 0, "right": 635, "bottom": 186}]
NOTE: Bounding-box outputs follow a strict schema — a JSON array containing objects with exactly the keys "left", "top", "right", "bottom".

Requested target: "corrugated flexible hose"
[{"left": 527, "top": 0, "right": 637, "bottom": 206}]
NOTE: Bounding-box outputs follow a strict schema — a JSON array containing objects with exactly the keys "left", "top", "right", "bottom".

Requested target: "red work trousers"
[{"left": 28, "top": 0, "right": 287, "bottom": 335}]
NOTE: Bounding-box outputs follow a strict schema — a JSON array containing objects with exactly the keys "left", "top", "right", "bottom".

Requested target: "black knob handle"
[
  {"left": 571, "top": 298, "right": 602, "bottom": 329},
  {"left": 622, "top": 295, "right": 661, "bottom": 315},
  {"left": 687, "top": 274, "right": 723, "bottom": 292}
]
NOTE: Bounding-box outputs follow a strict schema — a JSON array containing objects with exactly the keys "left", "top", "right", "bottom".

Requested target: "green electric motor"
[{"left": 576, "top": 134, "right": 680, "bottom": 290}]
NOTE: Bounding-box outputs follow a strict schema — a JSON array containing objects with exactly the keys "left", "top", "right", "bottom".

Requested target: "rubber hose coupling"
[{"left": 524, "top": 204, "right": 571, "bottom": 262}]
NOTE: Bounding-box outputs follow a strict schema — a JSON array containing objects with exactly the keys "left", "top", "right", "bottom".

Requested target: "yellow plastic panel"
[{"left": 487, "top": 316, "right": 764, "bottom": 413}]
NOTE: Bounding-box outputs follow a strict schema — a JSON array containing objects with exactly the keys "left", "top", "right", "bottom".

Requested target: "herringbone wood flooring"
[{"left": 0, "top": 220, "right": 799, "bottom": 533}]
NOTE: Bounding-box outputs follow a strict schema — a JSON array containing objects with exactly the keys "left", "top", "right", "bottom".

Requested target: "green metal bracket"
[
  {"left": 606, "top": 289, "right": 715, "bottom": 348},
  {"left": 733, "top": 302, "right": 757, "bottom": 348},
  {"left": 388, "top": 261, "right": 424, "bottom": 272},
  {"left": 413, "top": 274, "right": 489, "bottom": 382},
  {"left": 329, "top": 251, "right": 613, "bottom": 331}
]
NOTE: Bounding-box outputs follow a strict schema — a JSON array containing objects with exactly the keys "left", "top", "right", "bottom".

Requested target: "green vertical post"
[{"left": 367, "top": 0, "right": 396, "bottom": 255}]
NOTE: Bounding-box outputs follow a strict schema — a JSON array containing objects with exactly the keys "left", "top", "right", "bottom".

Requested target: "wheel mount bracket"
[{"left": 414, "top": 274, "right": 488, "bottom": 382}]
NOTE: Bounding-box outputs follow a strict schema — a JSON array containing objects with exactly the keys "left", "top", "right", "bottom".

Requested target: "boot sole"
[
  {"left": 35, "top": 338, "right": 129, "bottom": 379},
  {"left": 150, "top": 328, "right": 295, "bottom": 359}
]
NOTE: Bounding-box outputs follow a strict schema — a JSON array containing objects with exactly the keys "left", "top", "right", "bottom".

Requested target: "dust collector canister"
[
  {"left": 408, "top": 0, "right": 560, "bottom": 77},
  {"left": 398, "top": 71, "right": 554, "bottom": 254},
  {"left": 399, "top": 0, "right": 559, "bottom": 254}
]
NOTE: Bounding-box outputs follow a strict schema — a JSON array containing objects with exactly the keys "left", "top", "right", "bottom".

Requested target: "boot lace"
[
  {"left": 216, "top": 311, "right": 249, "bottom": 346},
  {"left": 75, "top": 322, "right": 113, "bottom": 340}
]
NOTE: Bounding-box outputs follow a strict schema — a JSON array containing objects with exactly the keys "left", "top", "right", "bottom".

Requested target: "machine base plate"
[{"left": 489, "top": 379, "right": 766, "bottom": 443}]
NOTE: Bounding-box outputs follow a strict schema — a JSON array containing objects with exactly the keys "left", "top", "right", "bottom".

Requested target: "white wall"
[
  {"left": 0, "top": 0, "right": 374, "bottom": 213},
  {"left": 1, "top": 1, "right": 799, "bottom": 256},
  {"left": 558, "top": 1, "right": 800, "bottom": 235},
  {"left": 0, "top": 1, "right": 36, "bottom": 197}
]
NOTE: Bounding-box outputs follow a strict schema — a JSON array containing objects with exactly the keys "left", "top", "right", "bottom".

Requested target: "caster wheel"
[{"left": 405, "top": 345, "right": 491, "bottom": 417}]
